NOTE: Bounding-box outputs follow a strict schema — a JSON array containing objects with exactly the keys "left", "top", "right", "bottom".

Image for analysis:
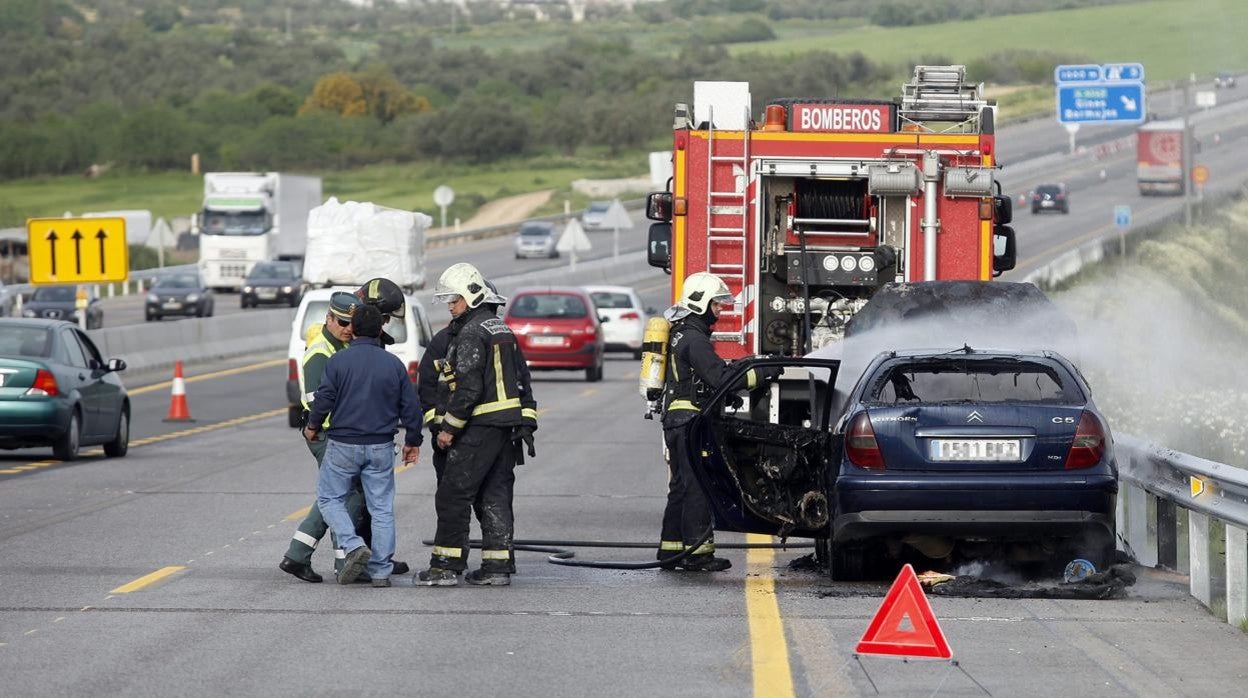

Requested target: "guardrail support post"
[
  {"left": 1228, "top": 525, "right": 1248, "bottom": 628},
  {"left": 1157, "top": 498, "right": 1178, "bottom": 569},
  {"left": 1190, "top": 510, "right": 1212, "bottom": 607},
  {"left": 1122, "top": 484, "right": 1157, "bottom": 567}
]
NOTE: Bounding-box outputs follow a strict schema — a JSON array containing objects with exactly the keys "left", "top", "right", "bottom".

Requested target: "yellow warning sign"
[{"left": 27, "top": 217, "right": 129, "bottom": 284}]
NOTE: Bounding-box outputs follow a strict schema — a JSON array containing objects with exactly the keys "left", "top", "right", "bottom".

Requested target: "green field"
[
  {"left": 733, "top": 0, "right": 1248, "bottom": 81},
  {"left": 0, "top": 151, "right": 648, "bottom": 229}
]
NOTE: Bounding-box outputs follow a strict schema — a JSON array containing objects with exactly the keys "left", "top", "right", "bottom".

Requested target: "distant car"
[
  {"left": 23, "top": 285, "right": 103, "bottom": 330},
  {"left": 581, "top": 200, "right": 613, "bottom": 231},
  {"left": 0, "top": 319, "right": 129, "bottom": 460},
  {"left": 145, "top": 273, "right": 214, "bottom": 321},
  {"left": 286, "top": 288, "right": 433, "bottom": 428},
  {"left": 1215, "top": 72, "right": 1237, "bottom": 89},
  {"left": 241, "top": 261, "right": 304, "bottom": 308},
  {"left": 583, "top": 285, "right": 646, "bottom": 359},
  {"left": 1031, "top": 183, "right": 1069, "bottom": 214},
  {"left": 504, "top": 287, "right": 604, "bottom": 382},
  {"left": 514, "top": 221, "right": 559, "bottom": 259}
]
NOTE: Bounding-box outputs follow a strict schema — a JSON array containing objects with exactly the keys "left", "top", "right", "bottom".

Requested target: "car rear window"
[
  {"left": 867, "top": 358, "right": 1082, "bottom": 405},
  {"left": 1036, "top": 186, "right": 1061, "bottom": 195},
  {"left": 589, "top": 292, "right": 634, "bottom": 309},
  {"left": 0, "top": 326, "right": 52, "bottom": 358},
  {"left": 509, "top": 294, "right": 588, "bottom": 319},
  {"left": 300, "top": 301, "right": 408, "bottom": 344},
  {"left": 32, "top": 287, "right": 75, "bottom": 302}
]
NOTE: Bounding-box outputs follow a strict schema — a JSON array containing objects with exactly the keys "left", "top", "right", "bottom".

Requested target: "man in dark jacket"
[
  {"left": 416, "top": 263, "right": 531, "bottom": 587},
  {"left": 657, "top": 272, "right": 778, "bottom": 572},
  {"left": 305, "top": 304, "right": 423, "bottom": 587}
]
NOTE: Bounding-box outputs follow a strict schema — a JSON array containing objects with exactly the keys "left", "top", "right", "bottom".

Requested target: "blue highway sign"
[
  {"left": 1055, "top": 64, "right": 1103, "bottom": 83},
  {"left": 1102, "top": 63, "right": 1145, "bottom": 82},
  {"left": 1057, "top": 83, "right": 1146, "bottom": 124},
  {"left": 1114, "top": 205, "right": 1132, "bottom": 228}
]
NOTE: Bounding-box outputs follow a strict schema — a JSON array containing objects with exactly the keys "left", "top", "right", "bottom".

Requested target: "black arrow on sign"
[
  {"left": 46, "top": 230, "right": 59, "bottom": 275},
  {"left": 71, "top": 229, "right": 83, "bottom": 275},
  {"left": 95, "top": 228, "right": 108, "bottom": 274}
]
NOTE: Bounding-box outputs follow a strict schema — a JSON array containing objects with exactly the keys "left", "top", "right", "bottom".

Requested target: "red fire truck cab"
[{"left": 646, "top": 65, "right": 1017, "bottom": 359}]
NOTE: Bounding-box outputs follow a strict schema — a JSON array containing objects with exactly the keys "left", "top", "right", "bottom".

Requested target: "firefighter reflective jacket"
[
  {"left": 300, "top": 324, "right": 347, "bottom": 427},
  {"left": 437, "top": 305, "right": 535, "bottom": 436},
  {"left": 661, "top": 312, "right": 762, "bottom": 429}
]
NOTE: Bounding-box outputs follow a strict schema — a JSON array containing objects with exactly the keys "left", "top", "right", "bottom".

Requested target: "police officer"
[
  {"left": 657, "top": 272, "right": 778, "bottom": 572},
  {"left": 416, "top": 263, "right": 531, "bottom": 587},
  {"left": 280, "top": 292, "right": 369, "bottom": 583}
]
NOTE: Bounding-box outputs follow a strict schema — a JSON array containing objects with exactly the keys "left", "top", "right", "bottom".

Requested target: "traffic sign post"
[
  {"left": 27, "top": 217, "right": 128, "bottom": 285},
  {"left": 599, "top": 199, "right": 635, "bottom": 260},
  {"left": 433, "top": 185, "right": 455, "bottom": 230},
  {"left": 1056, "top": 63, "right": 1146, "bottom": 126},
  {"left": 1114, "top": 204, "right": 1132, "bottom": 257},
  {"left": 556, "top": 218, "right": 592, "bottom": 271}
]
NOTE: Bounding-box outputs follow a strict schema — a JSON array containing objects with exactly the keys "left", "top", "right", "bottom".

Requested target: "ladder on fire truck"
[
  {"left": 899, "top": 65, "right": 989, "bottom": 133},
  {"left": 705, "top": 106, "right": 751, "bottom": 344}
]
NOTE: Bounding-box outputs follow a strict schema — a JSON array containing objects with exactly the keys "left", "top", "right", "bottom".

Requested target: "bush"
[{"left": 700, "top": 17, "right": 776, "bottom": 44}]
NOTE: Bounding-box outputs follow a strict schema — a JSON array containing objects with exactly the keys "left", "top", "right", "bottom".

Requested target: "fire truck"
[{"left": 645, "top": 65, "right": 1017, "bottom": 359}]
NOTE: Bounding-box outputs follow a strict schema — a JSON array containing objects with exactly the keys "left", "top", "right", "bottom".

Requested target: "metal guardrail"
[
  {"left": 425, "top": 198, "right": 646, "bottom": 248},
  {"left": 1116, "top": 434, "right": 1248, "bottom": 629}
]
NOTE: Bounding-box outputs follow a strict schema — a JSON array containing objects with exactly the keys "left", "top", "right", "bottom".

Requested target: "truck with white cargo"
[
  {"left": 196, "top": 172, "right": 322, "bottom": 291},
  {"left": 300, "top": 197, "right": 429, "bottom": 292}
]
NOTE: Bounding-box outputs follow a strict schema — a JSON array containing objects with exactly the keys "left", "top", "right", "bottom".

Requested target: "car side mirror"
[
  {"left": 107, "top": 358, "right": 126, "bottom": 372},
  {"left": 992, "top": 225, "right": 1017, "bottom": 276},
  {"left": 646, "top": 192, "right": 673, "bottom": 222},
  {"left": 599, "top": 316, "right": 610, "bottom": 323},
  {"left": 647, "top": 222, "right": 672, "bottom": 271}
]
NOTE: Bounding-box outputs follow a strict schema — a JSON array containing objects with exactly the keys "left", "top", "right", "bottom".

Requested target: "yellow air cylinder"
[{"left": 638, "top": 316, "right": 671, "bottom": 400}]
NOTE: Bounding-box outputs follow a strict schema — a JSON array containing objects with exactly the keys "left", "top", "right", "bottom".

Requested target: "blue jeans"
[{"left": 316, "top": 439, "right": 397, "bottom": 578}]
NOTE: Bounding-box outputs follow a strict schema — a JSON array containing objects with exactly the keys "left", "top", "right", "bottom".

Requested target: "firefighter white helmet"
[
  {"left": 434, "top": 262, "right": 496, "bottom": 308},
  {"left": 664, "top": 272, "right": 733, "bottom": 321}
]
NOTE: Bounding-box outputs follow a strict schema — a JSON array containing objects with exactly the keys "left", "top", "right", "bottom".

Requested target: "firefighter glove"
[{"left": 514, "top": 425, "right": 536, "bottom": 458}]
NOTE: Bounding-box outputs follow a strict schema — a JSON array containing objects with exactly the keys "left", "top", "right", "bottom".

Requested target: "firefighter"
[
  {"left": 416, "top": 263, "right": 530, "bottom": 587},
  {"left": 420, "top": 280, "right": 536, "bottom": 485},
  {"left": 657, "top": 272, "right": 779, "bottom": 572}
]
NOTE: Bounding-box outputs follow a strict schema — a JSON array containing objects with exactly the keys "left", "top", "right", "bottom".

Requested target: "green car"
[{"left": 0, "top": 319, "right": 129, "bottom": 461}]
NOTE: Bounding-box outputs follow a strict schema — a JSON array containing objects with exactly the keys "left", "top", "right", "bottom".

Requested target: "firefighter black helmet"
[{"left": 356, "top": 278, "right": 406, "bottom": 318}]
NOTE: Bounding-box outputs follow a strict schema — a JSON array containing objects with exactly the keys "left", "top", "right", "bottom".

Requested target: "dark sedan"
[
  {"left": 685, "top": 350, "right": 1117, "bottom": 582},
  {"left": 145, "top": 273, "right": 214, "bottom": 321},
  {"left": 22, "top": 285, "right": 103, "bottom": 329},
  {"left": 241, "top": 261, "right": 304, "bottom": 308},
  {"left": 0, "top": 319, "right": 129, "bottom": 460}
]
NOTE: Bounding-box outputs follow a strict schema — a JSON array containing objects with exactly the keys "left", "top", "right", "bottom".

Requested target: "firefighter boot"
[
  {"left": 465, "top": 569, "right": 511, "bottom": 586},
  {"left": 414, "top": 567, "right": 460, "bottom": 587},
  {"left": 678, "top": 554, "right": 732, "bottom": 572}
]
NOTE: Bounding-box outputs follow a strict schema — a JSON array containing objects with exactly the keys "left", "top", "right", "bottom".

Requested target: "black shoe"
[
  {"left": 465, "top": 569, "right": 511, "bottom": 586},
  {"left": 679, "top": 555, "right": 732, "bottom": 572},
  {"left": 391, "top": 560, "right": 410, "bottom": 575},
  {"left": 414, "top": 567, "right": 459, "bottom": 587},
  {"left": 279, "top": 557, "right": 323, "bottom": 584},
  {"left": 337, "top": 546, "right": 372, "bottom": 585},
  {"left": 371, "top": 577, "right": 392, "bottom": 588}
]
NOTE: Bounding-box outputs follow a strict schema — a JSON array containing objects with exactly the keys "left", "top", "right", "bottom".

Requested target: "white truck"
[
  {"left": 195, "top": 172, "right": 322, "bottom": 290},
  {"left": 301, "top": 198, "right": 429, "bottom": 291}
]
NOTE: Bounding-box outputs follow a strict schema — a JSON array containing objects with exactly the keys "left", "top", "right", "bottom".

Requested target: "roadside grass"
[
  {"left": 0, "top": 150, "right": 648, "bottom": 229},
  {"left": 730, "top": 0, "right": 1247, "bottom": 82}
]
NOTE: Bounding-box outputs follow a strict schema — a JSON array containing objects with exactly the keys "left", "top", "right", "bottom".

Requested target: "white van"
[{"left": 284, "top": 287, "right": 433, "bottom": 427}]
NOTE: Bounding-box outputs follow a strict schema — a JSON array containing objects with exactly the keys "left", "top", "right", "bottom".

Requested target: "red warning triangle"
[{"left": 855, "top": 564, "right": 952, "bottom": 659}]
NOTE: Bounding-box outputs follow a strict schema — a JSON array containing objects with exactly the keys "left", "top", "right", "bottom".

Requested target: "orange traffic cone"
[{"left": 163, "top": 360, "right": 194, "bottom": 422}]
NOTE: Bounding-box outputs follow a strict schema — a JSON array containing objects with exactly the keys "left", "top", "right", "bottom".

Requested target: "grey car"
[
  {"left": 581, "top": 200, "right": 612, "bottom": 231},
  {"left": 22, "top": 285, "right": 104, "bottom": 329},
  {"left": 514, "top": 221, "right": 559, "bottom": 259}
]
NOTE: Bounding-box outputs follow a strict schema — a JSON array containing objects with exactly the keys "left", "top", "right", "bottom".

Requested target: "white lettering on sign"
[{"left": 793, "top": 104, "right": 889, "bottom": 133}]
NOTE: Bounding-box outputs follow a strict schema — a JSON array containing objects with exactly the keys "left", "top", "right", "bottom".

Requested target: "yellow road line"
[
  {"left": 110, "top": 566, "right": 186, "bottom": 594},
  {"left": 745, "top": 533, "right": 796, "bottom": 698},
  {"left": 284, "top": 505, "right": 312, "bottom": 521},
  {"left": 128, "top": 358, "right": 287, "bottom": 396}
]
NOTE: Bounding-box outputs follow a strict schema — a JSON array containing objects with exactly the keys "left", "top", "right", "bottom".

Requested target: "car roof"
[
  {"left": 871, "top": 347, "right": 1066, "bottom": 362},
  {"left": 0, "top": 318, "right": 75, "bottom": 329},
  {"left": 511, "top": 286, "right": 591, "bottom": 297},
  {"left": 519, "top": 220, "right": 555, "bottom": 229},
  {"left": 582, "top": 285, "right": 638, "bottom": 295}
]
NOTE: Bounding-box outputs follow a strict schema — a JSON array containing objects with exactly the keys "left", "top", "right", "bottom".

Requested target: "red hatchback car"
[{"left": 504, "top": 287, "right": 605, "bottom": 382}]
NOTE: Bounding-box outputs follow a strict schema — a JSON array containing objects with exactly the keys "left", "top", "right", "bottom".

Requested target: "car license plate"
[
  {"left": 530, "top": 335, "right": 563, "bottom": 346},
  {"left": 930, "top": 439, "right": 1021, "bottom": 462},
  {"left": 162, "top": 302, "right": 181, "bottom": 310},
  {"left": 1041, "top": 200, "right": 1054, "bottom": 207},
  {"left": 257, "top": 288, "right": 277, "bottom": 298}
]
